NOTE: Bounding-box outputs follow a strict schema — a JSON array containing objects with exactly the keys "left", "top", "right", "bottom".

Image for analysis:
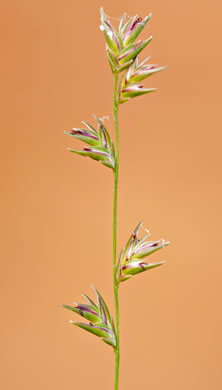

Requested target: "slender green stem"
[{"left": 113, "top": 74, "right": 120, "bottom": 390}]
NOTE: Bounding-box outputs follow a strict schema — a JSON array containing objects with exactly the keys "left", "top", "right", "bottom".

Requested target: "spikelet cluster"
[
  {"left": 63, "top": 286, "right": 116, "bottom": 348},
  {"left": 117, "top": 222, "right": 169, "bottom": 283}
]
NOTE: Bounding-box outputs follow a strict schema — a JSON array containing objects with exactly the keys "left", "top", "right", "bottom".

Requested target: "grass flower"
[
  {"left": 64, "top": 115, "right": 115, "bottom": 170},
  {"left": 118, "top": 56, "right": 166, "bottom": 103},
  {"left": 63, "top": 286, "right": 116, "bottom": 348},
  {"left": 117, "top": 223, "right": 169, "bottom": 283},
  {"left": 100, "top": 8, "right": 152, "bottom": 74}
]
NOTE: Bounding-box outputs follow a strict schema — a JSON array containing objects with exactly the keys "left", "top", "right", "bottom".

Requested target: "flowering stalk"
[
  {"left": 113, "top": 74, "right": 120, "bottom": 389},
  {"left": 63, "top": 8, "right": 168, "bottom": 390}
]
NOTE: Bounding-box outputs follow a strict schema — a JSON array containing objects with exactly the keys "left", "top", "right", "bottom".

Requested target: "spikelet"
[
  {"left": 65, "top": 115, "right": 115, "bottom": 170},
  {"left": 100, "top": 8, "right": 152, "bottom": 74},
  {"left": 63, "top": 286, "right": 116, "bottom": 348},
  {"left": 117, "top": 222, "right": 169, "bottom": 283},
  {"left": 118, "top": 57, "right": 166, "bottom": 104}
]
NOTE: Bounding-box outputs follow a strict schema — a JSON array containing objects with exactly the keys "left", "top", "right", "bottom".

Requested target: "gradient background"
[{"left": 1, "top": 0, "right": 222, "bottom": 389}]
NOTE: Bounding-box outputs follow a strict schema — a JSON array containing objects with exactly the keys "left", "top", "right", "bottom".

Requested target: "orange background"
[{"left": 1, "top": 0, "right": 222, "bottom": 389}]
